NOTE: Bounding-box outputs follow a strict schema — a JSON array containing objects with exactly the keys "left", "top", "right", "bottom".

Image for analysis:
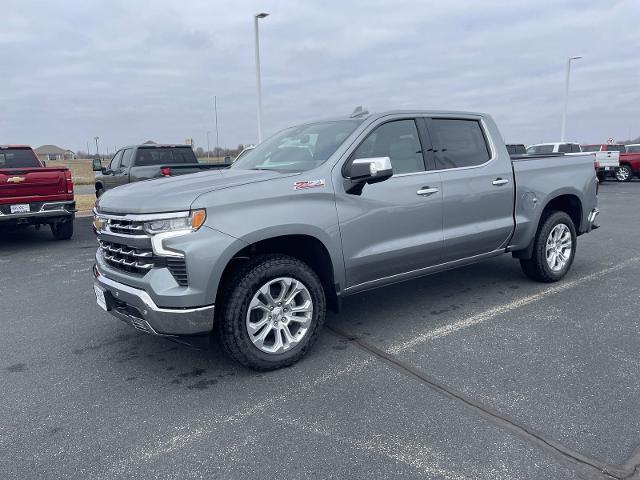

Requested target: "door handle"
[
  {"left": 417, "top": 187, "right": 439, "bottom": 196},
  {"left": 492, "top": 178, "right": 509, "bottom": 186}
]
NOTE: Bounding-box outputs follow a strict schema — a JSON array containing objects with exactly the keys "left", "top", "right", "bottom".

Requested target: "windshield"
[
  {"left": 232, "top": 120, "right": 362, "bottom": 172},
  {"left": 0, "top": 148, "right": 41, "bottom": 168}
]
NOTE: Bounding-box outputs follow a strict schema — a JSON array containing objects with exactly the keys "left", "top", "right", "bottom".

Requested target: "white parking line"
[{"left": 388, "top": 257, "right": 640, "bottom": 354}]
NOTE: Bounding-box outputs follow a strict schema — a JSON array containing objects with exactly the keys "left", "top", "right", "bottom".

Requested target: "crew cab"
[
  {"left": 580, "top": 144, "right": 623, "bottom": 181},
  {"left": 92, "top": 110, "right": 599, "bottom": 370},
  {"left": 616, "top": 145, "right": 640, "bottom": 182},
  {"left": 0, "top": 145, "right": 75, "bottom": 239},
  {"left": 92, "top": 144, "right": 230, "bottom": 197}
]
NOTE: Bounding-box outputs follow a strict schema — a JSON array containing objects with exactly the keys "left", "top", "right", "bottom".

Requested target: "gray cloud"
[{"left": 1, "top": 0, "right": 638, "bottom": 153}]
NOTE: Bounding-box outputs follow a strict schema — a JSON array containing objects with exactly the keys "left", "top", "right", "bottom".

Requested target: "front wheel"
[
  {"left": 520, "top": 211, "right": 576, "bottom": 282},
  {"left": 615, "top": 165, "right": 633, "bottom": 182},
  {"left": 50, "top": 220, "right": 74, "bottom": 240},
  {"left": 217, "top": 254, "right": 326, "bottom": 370}
]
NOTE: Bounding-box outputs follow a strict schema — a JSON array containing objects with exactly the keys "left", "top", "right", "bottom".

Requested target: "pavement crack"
[{"left": 327, "top": 325, "right": 629, "bottom": 480}]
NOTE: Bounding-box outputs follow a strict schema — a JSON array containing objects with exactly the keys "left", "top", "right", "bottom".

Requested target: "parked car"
[
  {"left": 506, "top": 144, "right": 526, "bottom": 155},
  {"left": 0, "top": 145, "right": 75, "bottom": 239},
  {"left": 617, "top": 145, "right": 640, "bottom": 182},
  {"left": 93, "top": 144, "right": 230, "bottom": 197},
  {"left": 580, "top": 144, "right": 623, "bottom": 182},
  {"left": 92, "top": 110, "right": 599, "bottom": 370}
]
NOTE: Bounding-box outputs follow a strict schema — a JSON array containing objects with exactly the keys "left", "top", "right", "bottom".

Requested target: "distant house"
[{"left": 34, "top": 145, "right": 76, "bottom": 161}]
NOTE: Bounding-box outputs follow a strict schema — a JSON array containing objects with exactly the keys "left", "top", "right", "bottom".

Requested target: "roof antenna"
[{"left": 350, "top": 106, "right": 369, "bottom": 118}]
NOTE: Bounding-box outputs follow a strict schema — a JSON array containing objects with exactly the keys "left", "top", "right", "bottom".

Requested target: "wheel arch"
[{"left": 215, "top": 233, "right": 341, "bottom": 313}]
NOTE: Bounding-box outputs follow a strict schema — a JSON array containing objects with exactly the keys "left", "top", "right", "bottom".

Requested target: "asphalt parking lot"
[{"left": 1, "top": 181, "right": 639, "bottom": 480}]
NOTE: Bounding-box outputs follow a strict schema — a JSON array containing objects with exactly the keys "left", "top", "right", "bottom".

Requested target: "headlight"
[{"left": 143, "top": 209, "right": 207, "bottom": 235}]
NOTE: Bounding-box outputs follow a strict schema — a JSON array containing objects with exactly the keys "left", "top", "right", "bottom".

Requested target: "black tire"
[
  {"left": 615, "top": 165, "right": 633, "bottom": 182},
  {"left": 96, "top": 186, "right": 105, "bottom": 198},
  {"left": 520, "top": 211, "right": 576, "bottom": 283},
  {"left": 50, "top": 220, "right": 74, "bottom": 240},
  {"left": 216, "top": 254, "right": 326, "bottom": 371}
]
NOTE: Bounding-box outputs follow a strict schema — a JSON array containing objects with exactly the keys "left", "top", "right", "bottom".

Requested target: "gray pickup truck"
[
  {"left": 92, "top": 144, "right": 229, "bottom": 197},
  {"left": 92, "top": 110, "right": 599, "bottom": 370}
]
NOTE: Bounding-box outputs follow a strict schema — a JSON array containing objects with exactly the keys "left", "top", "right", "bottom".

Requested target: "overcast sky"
[{"left": 1, "top": 0, "right": 638, "bottom": 153}]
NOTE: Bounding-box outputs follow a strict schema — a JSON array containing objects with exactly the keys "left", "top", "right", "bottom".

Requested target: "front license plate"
[
  {"left": 94, "top": 285, "right": 108, "bottom": 311},
  {"left": 10, "top": 204, "right": 30, "bottom": 214}
]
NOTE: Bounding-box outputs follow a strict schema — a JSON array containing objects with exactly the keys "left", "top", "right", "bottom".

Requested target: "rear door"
[
  {"left": 335, "top": 117, "right": 444, "bottom": 289},
  {"left": 426, "top": 117, "right": 515, "bottom": 262}
]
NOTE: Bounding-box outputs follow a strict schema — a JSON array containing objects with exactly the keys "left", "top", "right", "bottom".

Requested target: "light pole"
[
  {"left": 214, "top": 95, "right": 220, "bottom": 153},
  {"left": 207, "top": 131, "right": 211, "bottom": 160},
  {"left": 254, "top": 12, "right": 269, "bottom": 143},
  {"left": 560, "top": 56, "right": 582, "bottom": 142},
  {"left": 94, "top": 136, "right": 100, "bottom": 158}
]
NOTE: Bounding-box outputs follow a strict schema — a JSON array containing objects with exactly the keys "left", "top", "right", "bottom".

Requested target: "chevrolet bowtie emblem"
[{"left": 7, "top": 176, "right": 26, "bottom": 183}]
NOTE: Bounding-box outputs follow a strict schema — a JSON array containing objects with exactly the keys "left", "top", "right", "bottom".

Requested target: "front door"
[{"left": 335, "top": 118, "right": 444, "bottom": 290}]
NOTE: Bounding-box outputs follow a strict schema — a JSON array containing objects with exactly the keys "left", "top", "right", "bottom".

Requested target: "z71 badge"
[{"left": 293, "top": 179, "right": 325, "bottom": 190}]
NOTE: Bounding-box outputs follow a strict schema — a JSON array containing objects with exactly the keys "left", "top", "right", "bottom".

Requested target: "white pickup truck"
[{"left": 580, "top": 144, "right": 623, "bottom": 182}]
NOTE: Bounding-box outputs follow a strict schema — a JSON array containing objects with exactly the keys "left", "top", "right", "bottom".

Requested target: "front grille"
[
  {"left": 99, "top": 240, "right": 154, "bottom": 274},
  {"left": 106, "top": 218, "right": 146, "bottom": 235}
]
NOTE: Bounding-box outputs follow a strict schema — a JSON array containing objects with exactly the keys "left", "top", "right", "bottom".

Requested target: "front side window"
[
  {"left": 120, "top": 149, "right": 134, "bottom": 169},
  {"left": 232, "top": 120, "right": 361, "bottom": 172},
  {"left": 108, "top": 150, "right": 123, "bottom": 170},
  {"left": 429, "top": 119, "right": 490, "bottom": 169},
  {"left": 352, "top": 119, "right": 425, "bottom": 175}
]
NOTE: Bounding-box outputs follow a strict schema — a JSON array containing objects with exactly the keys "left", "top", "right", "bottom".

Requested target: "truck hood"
[{"left": 97, "top": 168, "right": 291, "bottom": 214}]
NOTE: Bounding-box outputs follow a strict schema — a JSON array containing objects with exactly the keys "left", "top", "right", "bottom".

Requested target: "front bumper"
[{"left": 93, "top": 264, "right": 215, "bottom": 336}]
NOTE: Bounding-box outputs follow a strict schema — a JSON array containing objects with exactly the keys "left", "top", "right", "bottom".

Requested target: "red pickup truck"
[
  {"left": 0, "top": 145, "right": 76, "bottom": 239},
  {"left": 617, "top": 144, "right": 640, "bottom": 182}
]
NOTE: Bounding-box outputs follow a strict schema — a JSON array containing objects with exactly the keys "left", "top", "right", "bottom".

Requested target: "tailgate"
[
  {"left": 0, "top": 168, "right": 67, "bottom": 199},
  {"left": 594, "top": 151, "right": 620, "bottom": 168}
]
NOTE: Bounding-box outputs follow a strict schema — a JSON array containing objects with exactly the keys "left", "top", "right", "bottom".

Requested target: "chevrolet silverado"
[
  {"left": 0, "top": 145, "right": 75, "bottom": 239},
  {"left": 92, "top": 110, "right": 599, "bottom": 370}
]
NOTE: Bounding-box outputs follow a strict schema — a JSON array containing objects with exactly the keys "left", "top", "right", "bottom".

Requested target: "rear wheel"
[
  {"left": 520, "top": 211, "right": 576, "bottom": 282},
  {"left": 216, "top": 254, "right": 326, "bottom": 370},
  {"left": 615, "top": 165, "right": 633, "bottom": 182},
  {"left": 51, "top": 220, "right": 74, "bottom": 240}
]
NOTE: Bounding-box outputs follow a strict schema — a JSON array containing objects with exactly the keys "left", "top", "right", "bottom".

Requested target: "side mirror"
[
  {"left": 346, "top": 157, "right": 393, "bottom": 184},
  {"left": 92, "top": 158, "right": 103, "bottom": 172}
]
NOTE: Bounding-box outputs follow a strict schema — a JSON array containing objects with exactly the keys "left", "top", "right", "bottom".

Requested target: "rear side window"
[
  {"left": 558, "top": 144, "right": 571, "bottom": 153},
  {"left": 0, "top": 149, "right": 41, "bottom": 168},
  {"left": 429, "top": 119, "right": 491, "bottom": 169},
  {"left": 352, "top": 119, "right": 425, "bottom": 175},
  {"left": 571, "top": 144, "right": 581, "bottom": 153}
]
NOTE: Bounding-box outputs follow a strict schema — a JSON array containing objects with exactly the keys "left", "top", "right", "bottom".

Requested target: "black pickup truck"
[{"left": 92, "top": 144, "right": 230, "bottom": 197}]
